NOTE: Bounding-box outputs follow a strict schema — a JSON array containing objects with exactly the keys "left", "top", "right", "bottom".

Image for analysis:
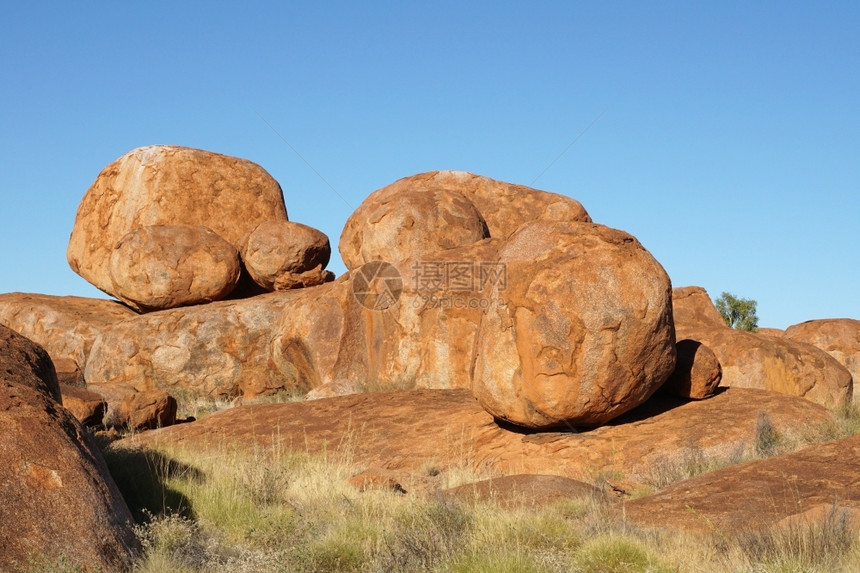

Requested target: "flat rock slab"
[
  {"left": 442, "top": 474, "right": 605, "bottom": 508},
  {"left": 620, "top": 434, "right": 860, "bottom": 532},
  {"left": 127, "top": 387, "right": 833, "bottom": 481}
]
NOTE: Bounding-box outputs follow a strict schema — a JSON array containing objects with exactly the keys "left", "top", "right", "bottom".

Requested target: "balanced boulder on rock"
[
  {"left": 472, "top": 221, "right": 677, "bottom": 429},
  {"left": 672, "top": 286, "right": 728, "bottom": 333},
  {"left": 241, "top": 220, "right": 333, "bottom": 290},
  {"left": 109, "top": 224, "right": 241, "bottom": 312},
  {"left": 67, "top": 145, "right": 288, "bottom": 302}
]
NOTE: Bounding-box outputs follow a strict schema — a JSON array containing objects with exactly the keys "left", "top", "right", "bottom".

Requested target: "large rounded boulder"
[
  {"left": 785, "top": 319, "right": 860, "bottom": 396},
  {"left": 340, "top": 188, "right": 490, "bottom": 270},
  {"left": 660, "top": 339, "right": 722, "bottom": 400},
  {"left": 471, "top": 221, "right": 677, "bottom": 429},
  {"left": 1, "top": 331, "right": 138, "bottom": 570},
  {"left": 67, "top": 145, "right": 287, "bottom": 297},
  {"left": 109, "top": 224, "right": 241, "bottom": 312},
  {"left": 241, "top": 220, "right": 332, "bottom": 290}
]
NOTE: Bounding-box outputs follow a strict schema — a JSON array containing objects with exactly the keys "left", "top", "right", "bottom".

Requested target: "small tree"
[{"left": 715, "top": 292, "right": 759, "bottom": 332}]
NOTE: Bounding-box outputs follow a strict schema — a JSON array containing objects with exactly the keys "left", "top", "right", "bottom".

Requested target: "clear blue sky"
[{"left": 1, "top": 2, "right": 857, "bottom": 329}]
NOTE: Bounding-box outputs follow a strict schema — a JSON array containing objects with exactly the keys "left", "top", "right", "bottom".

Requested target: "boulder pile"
[
  {"left": 66, "top": 145, "right": 334, "bottom": 311},
  {"left": 2, "top": 146, "right": 856, "bottom": 431},
  {"left": 2, "top": 144, "right": 859, "bottom": 565}
]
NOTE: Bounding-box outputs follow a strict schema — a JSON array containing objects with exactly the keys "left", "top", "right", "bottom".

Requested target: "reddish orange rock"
[
  {"left": 0, "top": 325, "right": 60, "bottom": 402},
  {"left": 0, "top": 293, "right": 135, "bottom": 374},
  {"left": 660, "top": 339, "right": 722, "bottom": 400},
  {"left": 621, "top": 434, "right": 860, "bottom": 532},
  {"left": 682, "top": 326, "right": 852, "bottom": 409},
  {"left": 756, "top": 327, "right": 785, "bottom": 338},
  {"left": 342, "top": 171, "right": 591, "bottom": 257},
  {"left": 242, "top": 220, "right": 332, "bottom": 290},
  {"left": 785, "top": 319, "right": 860, "bottom": 397},
  {"left": 60, "top": 383, "right": 107, "bottom": 427},
  {"left": 340, "top": 187, "right": 490, "bottom": 270},
  {"left": 67, "top": 145, "right": 287, "bottom": 295},
  {"left": 126, "top": 387, "right": 833, "bottom": 484},
  {"left": 86, "top": 291, "right": 306, "bottom": 400},
  {"left": 1, "top": 338, "right": 138, "bottom": 570},
  {"left": 109, "top": 224, "right": 241, "bottom": 312},
  {"left": 118, "top": 390, "right": 178, "bottom": 431},
  {"left": 472, "top": 221, "right": 676, "bottom": 429},
  {"left": 672, "top": 286, "right": 727, "bottom": 333}
]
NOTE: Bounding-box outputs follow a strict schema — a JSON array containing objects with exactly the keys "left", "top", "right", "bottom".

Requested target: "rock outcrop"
[
  {"left": 273, "top": 240, "right": 501, "bottom": 395},
  {"left": 756, "top": 327, "right": 785, "bottom": 338},
  {"left": 785, "top": 319, "right": 860, "bottom": 396},
  {"left": 125, "top": 387, "right": 833, "bottom": 486},
  {"left": 117, "top": 390, "right": 178, "bottom": 431},
  {"left": 0, "top": 293, "right": 135, "bottom": 371},
  {"left": 621, "top": 434, "right": 860, "bottom": 532},
  {"left": 681, "top": 326, "right": 852, "bottom": 409},
  {"left": 0, "top": 333, "right": 138, "bottom": 570},
  {"left": 660, "top": 339, "right": 722, "bottom": 400},
  {"left": 241, "top": 220, "right": 332, "bottom": 290},
  {"left": 67, "top": 145, "right": 287, "bottom": 299},
  {"left": 472, "top": 222, "right": 677, "bottom": 429},
  {"left": 109, "top": 224, "right": 241, "bottom": 312},
  {"left": 85, "top": 291, "right": 306, "bottom": 400}
]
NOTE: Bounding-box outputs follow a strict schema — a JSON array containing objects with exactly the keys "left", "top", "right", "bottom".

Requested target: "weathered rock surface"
[
  {"left": 340, "top": 172, "right": 591, "bottom": 270},
  {"left": 272, "top": 240, "right": 503, "bottom": 394},
  {"left": 681, "top": 326, "right": 852, "bottom": 409},
  {"left": 67, "top": 145, "right": 287, "bottom": 295},
  {"left": 672, "top": 286, "right": 727, "bottom": 333},
  {"left": 0, "top": 325, "right": 60, "bottom": 402},
  {"left": 0, "top": 293, "right": 135, "bottom": 370},
  {"left": 109, "top": 224, "right": 241, "bottom": 312},
  {"left": 1, "top": 346, "right": 138, "bottom": 570},
  {"left": 86, "top": 291, "right": 305, "bottom": 400},
  {"left": 60, "top": 383, "right": 107, "bottom": 427},
  {"left": 621, "top": 434, "right": 860, "bottom": 532},
  {"left": 785, "top": 319, "right": 860, "bottom": 397},
  {"left": 242, "top": 220, "right": 332, "bottom": 290},
  {"left": 340, "top": 188, "right": 490, "bottom": 270},
  {"left": 472, "top": 222, "right": 677, "bottom": 428},
  {"left": 127, "top": 387, "right": 832, "bottom": 485},
  {"left": 443, "top": 474, "right": 605, "bottom": 508},
  {"left": 660, "top": 339, "right": 721, "bottom": 400}
]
